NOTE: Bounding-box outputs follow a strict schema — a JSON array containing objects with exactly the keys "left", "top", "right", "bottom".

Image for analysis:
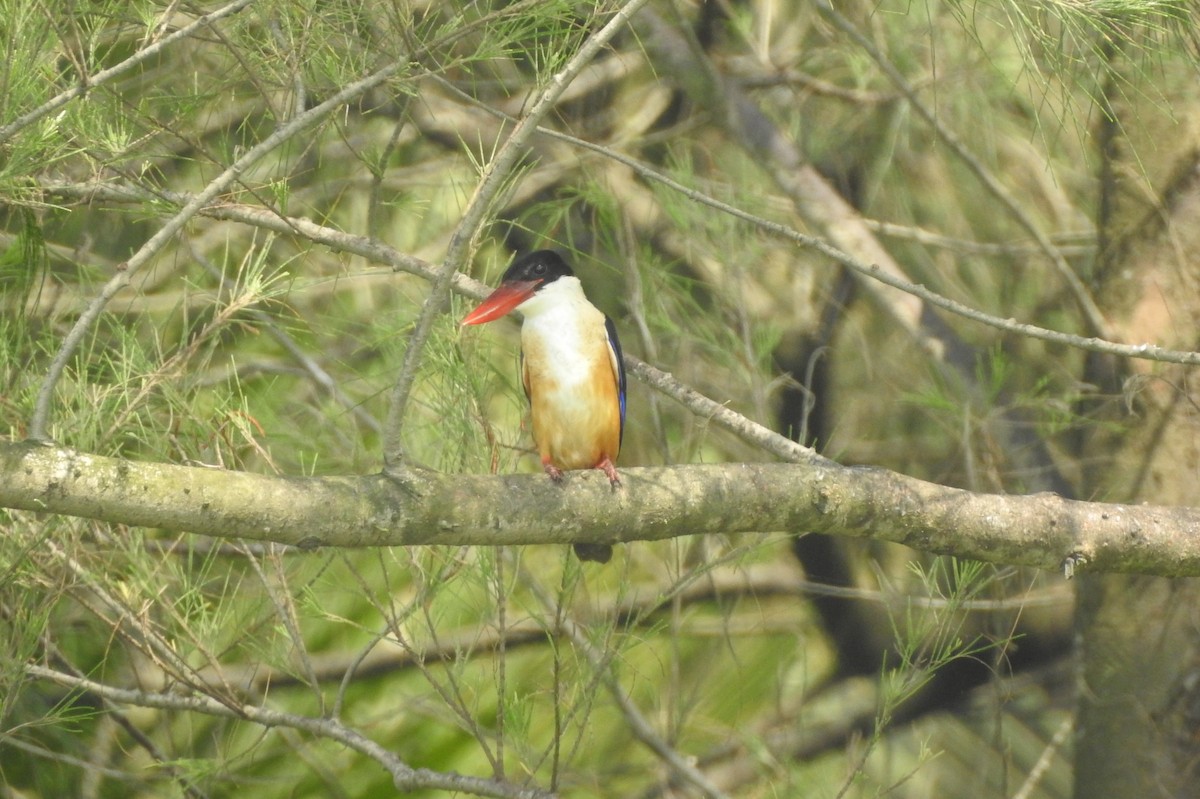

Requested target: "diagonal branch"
[
  {"left": 27, "top": 664, "right": 553, "bottom": 799},
  {"left": 0, "top": 0, "right": 257, "bottom": 143},
  {"left": 815, "top": 0, "right": 1112, "bottom": 340}
]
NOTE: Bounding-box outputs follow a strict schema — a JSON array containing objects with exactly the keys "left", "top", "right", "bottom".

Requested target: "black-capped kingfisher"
[{"left": 462, "top": 250, "right": 626, "bottom": 563}]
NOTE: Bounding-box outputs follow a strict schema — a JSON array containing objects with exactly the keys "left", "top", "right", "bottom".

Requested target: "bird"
[{"left": 462, "top": 250, "right": 626, "bottom": 563}]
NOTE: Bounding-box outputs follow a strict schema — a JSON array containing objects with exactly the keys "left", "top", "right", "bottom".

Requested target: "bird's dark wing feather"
[{"left": 604, "top": 315, "right": 626, "bottom": 445}]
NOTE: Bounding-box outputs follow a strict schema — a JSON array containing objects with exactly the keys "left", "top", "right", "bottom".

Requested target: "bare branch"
[
  {"left": 3, "top": 439, "right": 1200, "bottom": 576},
  {"left": 26, "top": 665, "right": 553, "bottom": 799},
  {"left": 40, "top": 177, "right": 1200, "bottom": 370}
]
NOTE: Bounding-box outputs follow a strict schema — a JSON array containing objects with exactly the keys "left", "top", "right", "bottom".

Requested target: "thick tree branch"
[{"left": 3, "top": 439, "right": 1198, "bottom": 576}]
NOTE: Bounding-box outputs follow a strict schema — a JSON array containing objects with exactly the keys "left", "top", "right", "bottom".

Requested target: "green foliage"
[{"left": 1, "top": 0, "right": 1189, "bottom": 796}]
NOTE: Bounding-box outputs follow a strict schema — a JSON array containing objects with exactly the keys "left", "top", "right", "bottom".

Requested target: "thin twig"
[
  {"left": 618, "top": 217, "right": 672, "bottom": 461},
  {"left": 27, "top": 664, "right": 554, "bottom": 799},
  {"left": 1011, "top": 715, "right": 1073, "bottom": 799},
  {"left": 367, "top": 108, "right": 411, "bottom": 240},
  {"left": 3, "top": 735, "right": 140, "bottom": 782},
  {"left": 243, "top": 545, "right": 326, "bottom": 713},
  {"left": 189, "top": 246, "right": 383, "bottom": 435},
  {"left": 865, "top": 219, "right": 1095, "bottom": 258},
  {"left": 514, "top": 558, "right": 733, "bottom": 799},
  {"left": 0, "top": 0, "right": 257, "bottom": 143},
  {"left": 495, "top": 550, "right": 508, "bottom": 781}
]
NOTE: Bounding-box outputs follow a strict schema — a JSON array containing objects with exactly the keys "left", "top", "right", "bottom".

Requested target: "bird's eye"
[{"left": 533, "top": 263, "right": 546, "bottom": 275}]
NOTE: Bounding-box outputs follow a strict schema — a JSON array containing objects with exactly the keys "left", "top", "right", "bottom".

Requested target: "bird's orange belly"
[{"left": 528, "top": 368, "right": 621, "bottom": 471}]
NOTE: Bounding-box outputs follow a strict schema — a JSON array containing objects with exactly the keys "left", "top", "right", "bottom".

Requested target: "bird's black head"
[
  {"left": 500, "top": 250, "right": 574, "bottom": 288},
  {"left": 461, "top": 250, "right": 578, "bottom": 326}
]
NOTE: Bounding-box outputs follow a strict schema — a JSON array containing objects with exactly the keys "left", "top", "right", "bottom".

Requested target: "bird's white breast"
[{"left": 519, "top": 278, "right": 605, "bottom": 388}]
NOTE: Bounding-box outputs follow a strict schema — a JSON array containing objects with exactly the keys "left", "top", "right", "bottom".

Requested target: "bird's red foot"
[
  {"left": 543, "top": 461, "right": 565, "bottom": 483},
  {"left": 596, "top": 456, "right": 621, "bottom": 488}
]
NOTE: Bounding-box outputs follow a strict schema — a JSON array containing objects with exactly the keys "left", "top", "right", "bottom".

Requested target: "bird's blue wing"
[{"left": 604, "top": 315, "right": 627, "bottom": 445}]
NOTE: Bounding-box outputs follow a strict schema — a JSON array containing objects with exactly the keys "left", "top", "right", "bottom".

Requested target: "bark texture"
[{"left": 4, "top": 439, "right": 1200, "bottom": 575}]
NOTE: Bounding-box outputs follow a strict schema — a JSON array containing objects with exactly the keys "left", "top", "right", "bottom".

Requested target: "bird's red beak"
[{"left": 461, "top": 280, "right": 541, "bottom": 325}]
